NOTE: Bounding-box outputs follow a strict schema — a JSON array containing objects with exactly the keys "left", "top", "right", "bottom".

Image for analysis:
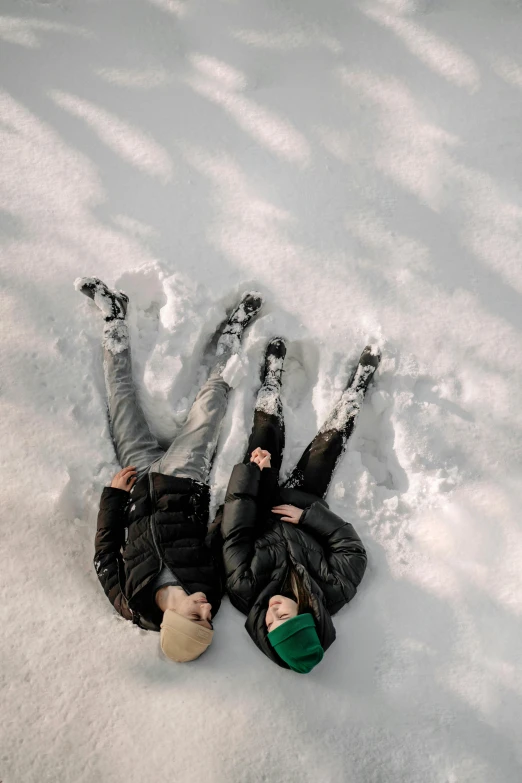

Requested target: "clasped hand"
[
  {"left": 111, "top": 466, "right": 138, "bottom": 492},
  {"left": 249, "top": 449, "right": 302, "bottom": 524},
  {"left": 250, "top": 447, "right": 271, "bottom": 471}
]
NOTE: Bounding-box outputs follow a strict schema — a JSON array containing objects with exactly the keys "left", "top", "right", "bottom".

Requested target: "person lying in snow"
[
  {"left": 75, "top": 277, "right": 262, "bottom": 662},
  {"left": 219, "top": 340, "right": 380, "bottom": 673}
]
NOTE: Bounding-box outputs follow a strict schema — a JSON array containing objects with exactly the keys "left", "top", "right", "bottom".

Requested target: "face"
[
  {"left": 175, "top": 591, "right": 213, "bottom": 629},
  {"left": 265, "top": 595, "right": 298, "bottom": 632}
]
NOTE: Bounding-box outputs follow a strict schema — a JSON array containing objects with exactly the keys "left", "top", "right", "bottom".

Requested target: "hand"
[
  {"left": 111, "top": 466, "right": 138, "bottom": 492},
  {"left": 250, "top": 447, "right": 271, "bottom": 471},
  {"left": 271, "top": 504, "right": 303, "bottom": 524}
]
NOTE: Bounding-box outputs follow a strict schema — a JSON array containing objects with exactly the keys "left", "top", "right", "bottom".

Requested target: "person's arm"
[
  {"left": 221, "top": 462, "right": 263, "bottom": 613},
  {"left": 93, "top": 467, "right": 137, "bottom": 622},
  {"left": 299, "top": 502, "right": 367, "bottom": 594}
]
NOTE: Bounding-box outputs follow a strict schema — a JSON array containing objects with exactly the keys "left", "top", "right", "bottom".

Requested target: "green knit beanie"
[{"left": 267, "top": 613, "right": 324, "bottom": 673}]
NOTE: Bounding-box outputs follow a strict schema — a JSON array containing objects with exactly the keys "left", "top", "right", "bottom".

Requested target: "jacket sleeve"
[
  {"left": 221, "top": 463, "right": 263, "bottom": 613},
  {"left": 94, "top": 487, "right": 134, "bottom": 622},
  {"left": 299, "top": 502, "right": 367, "bottom": 595}
]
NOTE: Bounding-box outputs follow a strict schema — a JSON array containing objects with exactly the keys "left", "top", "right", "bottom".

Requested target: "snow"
[
  {"left": 1, "top": 0, "right": 522, "bottom": 781},
  {"left": 102, "top": 319, "right": 129, "bottom": 354},
  {"left": 221, "top": 352, "right": 248, "bottom": 389}
]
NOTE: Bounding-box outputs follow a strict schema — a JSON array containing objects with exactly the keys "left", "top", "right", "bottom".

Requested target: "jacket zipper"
[
  {"left": 148, "top": 472, "right": 163, "bottom": 566},
  {"left": 147, "top": 472, "right": 196, "bottom": 599}
]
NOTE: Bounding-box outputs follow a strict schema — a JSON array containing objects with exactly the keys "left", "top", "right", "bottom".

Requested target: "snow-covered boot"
[
  {"left": 74, "top": 277, "right": 129, "bottom": 321},
  {"left": 345, "top": 344, "right": 381, "bottom": 392},
  {"left": 261, "top": 337, "right": 286, "bottom": 384},
  {"left": 216, "top": 291, "right": 263, "bottom": 357},
  {"left": 74, "top": 276, "right": 130, "bottom": 354},
  {"left": 254, "top": 338, "right": 286, "bottom": 420}
]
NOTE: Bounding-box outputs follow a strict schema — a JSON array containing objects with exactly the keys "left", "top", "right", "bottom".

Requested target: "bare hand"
[
  {"left": 111, "top": 466, "right": 138, "bottom": 492},
  {"left": 250, "top": 447, "right": 271, "bottom": 471},
  {"left": 271, "top": 504, "right": 303, "bottom": 524}
]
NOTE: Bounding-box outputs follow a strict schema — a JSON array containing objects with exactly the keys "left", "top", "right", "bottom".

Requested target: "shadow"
[
  {"left": 414, "top": 376, "right": 475, "bottom": 421},
  {"left": 0, "top": 207, "right": 25, "bottom": 240}
]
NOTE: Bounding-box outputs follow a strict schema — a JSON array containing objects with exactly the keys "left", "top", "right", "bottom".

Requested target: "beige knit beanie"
[{"left": 160, "top": 609, "right": 213, "bottom": 662}]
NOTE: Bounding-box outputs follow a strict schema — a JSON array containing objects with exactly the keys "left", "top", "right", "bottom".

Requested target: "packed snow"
[{"left": 1, "top": 1, "right": 522, "bottom": 782}]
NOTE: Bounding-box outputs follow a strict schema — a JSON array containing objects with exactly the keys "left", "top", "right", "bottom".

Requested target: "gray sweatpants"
[{"left": 103, "top": 342, "right": 230, "bottom": 484}]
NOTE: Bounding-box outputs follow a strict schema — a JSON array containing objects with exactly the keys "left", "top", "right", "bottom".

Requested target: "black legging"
[{"left": 243, "top": 408, "right": 352, "bottom": 501}]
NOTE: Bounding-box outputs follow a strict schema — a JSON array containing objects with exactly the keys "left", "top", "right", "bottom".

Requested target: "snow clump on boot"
[{"left": 74, "top": 276, "right": 129, "bottom": 321}]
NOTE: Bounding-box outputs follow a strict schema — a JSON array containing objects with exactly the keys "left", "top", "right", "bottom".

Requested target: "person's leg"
[
  {"left": 76, "top": 277, "right": 164, "bottom": 478},
  {"left": 284, "top": 345, "right": 381, "bottom": 497},
  {"left": 243, "top": 411, "right": 285, "bottom": 472},
  {"left": 240, "top": 339, "right": 286, "bottom": 515},
  {"left": 152, "top": 292, "right": 263, "bottom": 483},
  {"left": 103, "top": 343, "right": 165, "bottom": 477},
  {"left": 243, "top": 338, "right": 286, "bottom": 475},
  {"left": 283, "top": 428, "right": 344, "bottom": 498},
  {"left": 150, "top": 371, "right": 230, "bottom": 483}
]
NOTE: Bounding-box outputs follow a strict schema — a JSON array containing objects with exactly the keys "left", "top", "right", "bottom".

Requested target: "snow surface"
[{"left": 1, "top": 1, "right": 522, "bottom": 781}]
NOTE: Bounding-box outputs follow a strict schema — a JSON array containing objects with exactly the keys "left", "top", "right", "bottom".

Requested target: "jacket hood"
[{"left": 244, "top": 563, "right": 336, "bottom": 669}]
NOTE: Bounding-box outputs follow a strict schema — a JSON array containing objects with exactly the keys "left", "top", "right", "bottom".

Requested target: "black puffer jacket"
[
  {"left": 94, "top": 472, "right": 224, "bottom": 630},
  {"left": 220, "top": 463, "right": 367, "bottom": 668}
]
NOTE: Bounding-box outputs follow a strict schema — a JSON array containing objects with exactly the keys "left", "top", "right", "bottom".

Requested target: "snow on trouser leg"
[
  {"left": 253, "top": 338, "right": 286, "bottom": 423},
  {"left": 283, "top": 344, "right": 381, "bottom": 496},
  {"left": 320, "top": 344, "right": 381, "bottom": 439},
  {"left": 103, "top": 319, "right": 129, "bottom": 355}
]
